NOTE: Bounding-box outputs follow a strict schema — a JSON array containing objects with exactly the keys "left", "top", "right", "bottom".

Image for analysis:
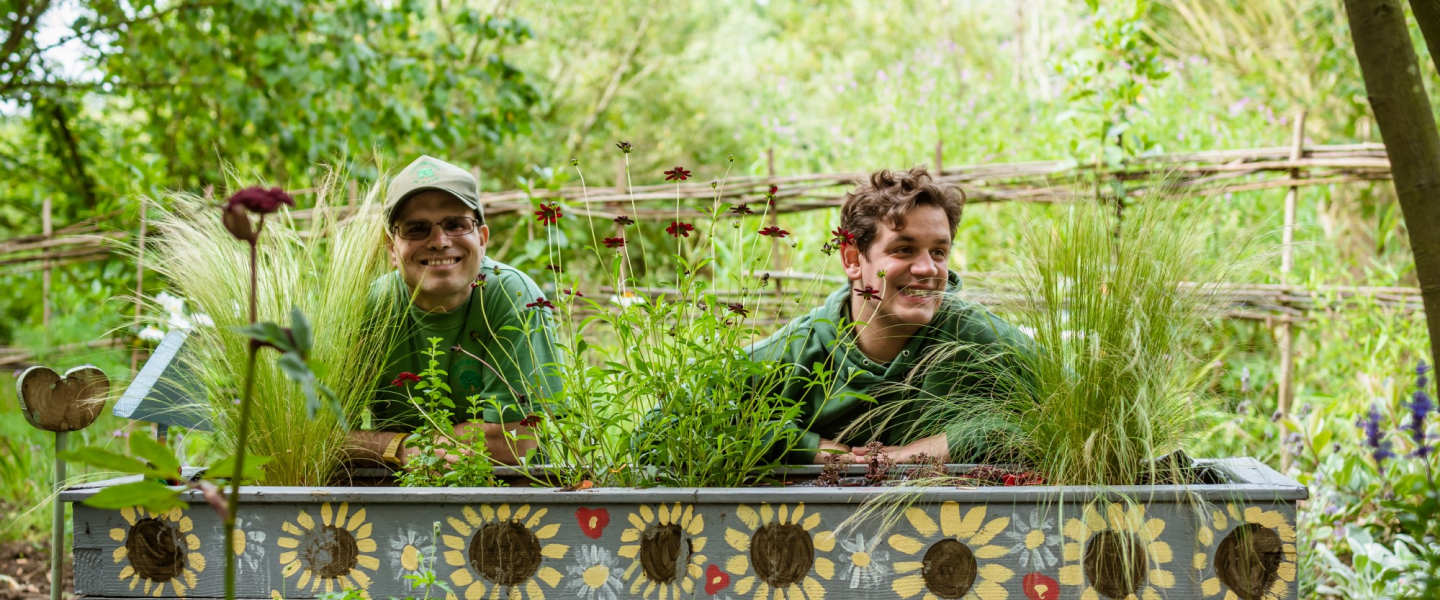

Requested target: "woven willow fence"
[{"left": 0, "top": 141, "right": 1418, "bottom": 368}]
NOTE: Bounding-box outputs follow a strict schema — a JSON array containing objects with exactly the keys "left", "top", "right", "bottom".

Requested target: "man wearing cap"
[{"left": 349, "top": 156, "right": 560, "bottom": 468}]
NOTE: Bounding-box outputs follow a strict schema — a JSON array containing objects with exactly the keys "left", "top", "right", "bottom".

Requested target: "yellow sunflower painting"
[
  {"left": 109, "top": 505, "right": 206, "bottom": 598},
  {"left": 440, "top": 504, "right": 568, "bottom": 600},
  {"left": 722, "top": 502, "right": 837, "bottom": 600},
  {"left": 618, "top": 502, "right": 708, "bottom": 599},
  {"left": 1058, "top": 503, "right": 1176, "bottom": 600},
  {"left": 276, "top": 502, "right": 380, "bottom": 595},
  {"left": 889, "top": 503, "right": 1014, "bottom": 600},
  {"left": 1196, "top": 504, "right": 1298, "bottom": 600}
]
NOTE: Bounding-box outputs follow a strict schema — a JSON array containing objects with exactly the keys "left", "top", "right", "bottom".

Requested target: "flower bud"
[{"left": 222, "top": 201, "right": 257, "bottom": 243}]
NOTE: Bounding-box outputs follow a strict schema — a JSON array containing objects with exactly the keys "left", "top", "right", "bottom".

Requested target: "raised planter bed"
[{"left": 64, "top": 458, "right": 1304, "bottom": 600}]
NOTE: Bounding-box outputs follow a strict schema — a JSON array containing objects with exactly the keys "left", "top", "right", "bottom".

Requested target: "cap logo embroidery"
[{"left": 413, "top": 161, "right": 439, "bottom": 184}]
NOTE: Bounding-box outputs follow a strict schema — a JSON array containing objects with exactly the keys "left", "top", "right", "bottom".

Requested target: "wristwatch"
[{"left": 382, "top": 433, "right": 410, "bottom": 468}]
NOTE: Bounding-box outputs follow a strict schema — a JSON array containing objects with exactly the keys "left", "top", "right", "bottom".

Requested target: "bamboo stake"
[
  {"left": 50, "top": 430, "right": 65, "bottom": 600},
  {"left": 1278, "top": 112, "right": 1305, "bottom": 471},
  {"left": 132, "top": 199, "right": 148, "bottom": 373},
  {"left": 42, "top": 198, "right": 52, "bottom": 329}
]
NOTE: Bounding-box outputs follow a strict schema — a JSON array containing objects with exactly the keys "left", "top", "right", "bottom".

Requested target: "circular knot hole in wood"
[
  {"left": 125, "top": 518, "right": 186, "bottom": 583},
  {"left": 921, "top": 539, "right": 977, "bottom": 599},
  {"left": 470, "top": 520, "right": 542, "bottom": 586},
  {"left": 1083, "top": 531, "right": 1149, "bottom": 600},
  {"left": 299, "top": 524, "right": 359, "bottom": 579},
  {"left": 1216, "top": 523, "right": 1284, "bottom": 600},
  {"left": 640, "top": 522, "right": 683, "bottom": 583},
  {"left": 749, "top": 522, "right": 813, "bottom": 587}
]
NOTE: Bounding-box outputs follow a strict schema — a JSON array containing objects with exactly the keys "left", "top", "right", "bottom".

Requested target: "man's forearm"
[
  {"left": 348, "top": 429, "right": 403, "bottom": 463},
  {"left": 481, "top": 422, "right": 536, "bottom": 465}
]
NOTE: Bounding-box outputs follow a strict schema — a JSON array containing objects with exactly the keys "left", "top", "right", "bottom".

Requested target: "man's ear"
[
  {"left": 385, "top": 234, "right": 399, "bottom": 269},
  {"left": 841, "top": 243, "right": 864, "bottom": 281},
  {"left": 477, "top": 223, "right": 490, "bottom": 247}
]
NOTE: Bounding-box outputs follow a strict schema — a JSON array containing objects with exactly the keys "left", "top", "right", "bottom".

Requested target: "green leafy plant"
[
  {"left": 396, "top": 338, "right": 501, "bottom": 488},
  {"left": 485, "top": 148, "right": 855, "bottom": 488}
]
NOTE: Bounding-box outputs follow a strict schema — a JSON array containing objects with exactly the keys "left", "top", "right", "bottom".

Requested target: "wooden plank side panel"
[{"left": 73, "top": 495, "right": 1300, "bottom": 600}]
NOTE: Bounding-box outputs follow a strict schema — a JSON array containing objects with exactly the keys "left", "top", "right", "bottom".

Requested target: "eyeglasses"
[{"left": 392, "top": 216, "right": 480, "bottom": 241}]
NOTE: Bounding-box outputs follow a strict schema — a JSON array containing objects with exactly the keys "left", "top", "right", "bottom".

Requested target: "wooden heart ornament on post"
[{"left": 16, "top": 365, "right": 110, "bottom": 433}]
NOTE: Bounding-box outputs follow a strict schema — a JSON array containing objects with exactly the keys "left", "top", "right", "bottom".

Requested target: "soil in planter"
[{"left": 0, "top": 540, "right": 72, "bottom": 600}]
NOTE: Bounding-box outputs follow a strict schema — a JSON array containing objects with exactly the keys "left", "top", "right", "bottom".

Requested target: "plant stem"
[
  {"left": 225, "top": 220, "right": 263, "bottom": 600},
  {"left": 224, "top": 342, "right": 258, "bottom": 600}
]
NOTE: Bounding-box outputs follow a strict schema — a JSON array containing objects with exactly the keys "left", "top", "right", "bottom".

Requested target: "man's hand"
[
  {"left": 816, "top": 438, "right": 856, "bottom": 464},
  {"left": 399, "top": 432, "right": 466, "bottom": 467},
  {"left": 851, "top": 433, "right": 949, "bottom": 464}
]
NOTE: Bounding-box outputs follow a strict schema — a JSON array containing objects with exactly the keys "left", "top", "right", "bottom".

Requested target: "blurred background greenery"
[{"left": 1, "top": 0, "right": 1436, "bottom": 596}]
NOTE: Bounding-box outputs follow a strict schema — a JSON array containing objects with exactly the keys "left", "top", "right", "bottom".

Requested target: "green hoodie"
[{"left": 748, "top": 270, "right": 1033, "bottom": 463}]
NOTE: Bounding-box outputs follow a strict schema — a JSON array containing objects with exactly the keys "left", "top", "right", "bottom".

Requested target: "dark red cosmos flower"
[
  {"left": 614, "top": 215, "right": 635, "bottom": 226},
  {"left": 666, "top": 221, "right": 694, "bottom": 237},
  {"left": 519, "top": 414, "right": 543, "bottom": 428},
  {"left": 727, "top": 303, "right": 748, "bottom": 317},
  {"left": 563, "top": 287, "right": 583, "bottom": 297},
  {"left": 664, "top": 166, "right": 692, "bottom": 181},
  {"left": 471, "top": 273, "right": 487, "bottom": 289},
  {"left": 391, "top": 372, "right": 422, "bottom": 387},
  {"left": 526, "top": 297, "right": 555, "bottom": 310},
  {"left": 227, "top": 186, "right": 295, "bottom": 214},
  {"left": 765, "top": 184, "right": 779, "bottom": 206},
  {"left": 535, "top": 203, "right": 562, "bottom": 225},
  {"left": 223, "top": 187, "right": 295, "bottom": 243},
  {"left": 759, "top": 226, "right": 789, "bottom": 238},
  {"left": 729, "top": 203, "right": 753, "bottom": 215},
  {"left": 603, "top": 237, "right": 625, "bottom": 248},
  {"left": 855, "top": 285, "right": 881, "bottom": 301},
  {"left": 615, "top": 141, "right": 633, "bottom": 154},
  {"left": 545, "top": 264, "right": 564, "bottom": 273},
  {"left": 831, "top": 227, "right": 856, "bottom": 247}
]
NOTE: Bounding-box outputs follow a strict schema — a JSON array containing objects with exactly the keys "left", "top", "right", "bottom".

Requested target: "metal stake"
[{"left": 51, "top": 430, "right": 67, "bottom": 600}]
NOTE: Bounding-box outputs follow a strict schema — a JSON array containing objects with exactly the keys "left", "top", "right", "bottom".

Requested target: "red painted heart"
[
  {"left": 704, "top": 563, "right": 730, "bottom": 595},
  {"left": 576, "top": 507, "right": 610, "bottom": 539},
  {"left": 1023, "top": 572, "right": 1060, "bottom": 600}
]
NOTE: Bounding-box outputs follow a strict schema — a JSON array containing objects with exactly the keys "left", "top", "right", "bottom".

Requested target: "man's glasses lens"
[{"left": 396, "top": 217, "right": 476, "bottom": 240}]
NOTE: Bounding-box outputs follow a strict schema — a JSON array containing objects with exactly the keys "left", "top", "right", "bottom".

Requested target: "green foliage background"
[{"left": 2, "top": 0, "right": 1438, "bottom": 596}]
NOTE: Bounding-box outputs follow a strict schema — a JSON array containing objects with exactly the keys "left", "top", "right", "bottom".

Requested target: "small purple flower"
[
  {"left": 1362, "top": 403, "right": 1396, "bottom": 471},
  {"left": 1324, "top": 505, "right": 1339, "bottom": 516},
  {"left": 1405, "top": 360, "right": 1433, "bottom": 458}
]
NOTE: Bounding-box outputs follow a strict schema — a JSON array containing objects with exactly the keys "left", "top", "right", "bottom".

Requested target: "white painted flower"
[
  {"left": 565, "top": 545, "right": 624, "bottom": 600},
  {"left": 233, "top": 518, "right": 267, "bottom": 574},
  {"left": 1002, "top": 508, "right": 1059, "bottom": 570},
  {"left": 138, "top": 326, "right": 166, "bottom": 342},
  {"left": 192, "top": 312, "right": 215, "bottom": 327},
  {"left": 389, "top": 525, "right": 436, "bottom": 589},
  {"left": 838, "top": 532, "right": 891, "bottom": 589}
]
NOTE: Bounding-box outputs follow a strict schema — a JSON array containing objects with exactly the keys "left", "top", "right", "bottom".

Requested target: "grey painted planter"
[{"left": 63, "top": 458, "right": 1305, "bottom": 600}]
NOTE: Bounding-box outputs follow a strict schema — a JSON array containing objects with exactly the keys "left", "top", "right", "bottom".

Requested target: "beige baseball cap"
[{"left": 384, "top": 156, "right": 484, "bottom": 226}]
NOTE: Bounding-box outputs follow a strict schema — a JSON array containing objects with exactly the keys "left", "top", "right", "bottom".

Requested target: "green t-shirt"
[
  {"left": 369, "top": 257, "right": 562, "bottom": 430},
  {"left": 748, "top": 270, "right": 1034, "bottom": 463}
]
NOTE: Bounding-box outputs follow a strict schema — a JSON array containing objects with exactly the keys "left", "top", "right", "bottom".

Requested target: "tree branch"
[
  {"left": 1410, "top": 0, "right": 1440, "bottom": 76},
  {"left": 565, "top": 0, "right": 657, "bottom": 156}
]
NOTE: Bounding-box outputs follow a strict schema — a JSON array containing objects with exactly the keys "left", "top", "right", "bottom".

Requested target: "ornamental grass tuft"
[
  {"left": 145, "top": 168, "right": 399, "bottom": 486},
  {"left": 902, "top": 193, "right": 1240, "bottom": 487}
]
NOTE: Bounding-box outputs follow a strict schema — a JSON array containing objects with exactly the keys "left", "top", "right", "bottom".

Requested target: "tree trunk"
[
  {"left": 1344, "top": 0, "right": 1440, "bottom": 366},
  {"left": 1411, "top": 0, "right": 1440, "bottom": 75}
]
